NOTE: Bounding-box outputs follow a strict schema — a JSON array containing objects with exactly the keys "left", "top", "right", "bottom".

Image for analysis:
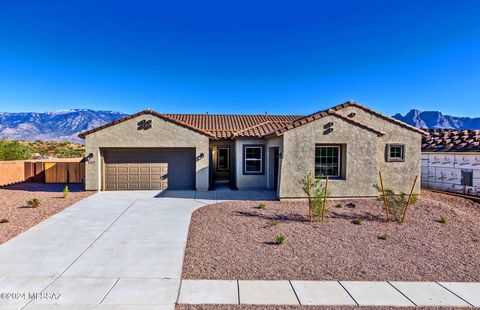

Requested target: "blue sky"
[{"left": 0, "top": 0, "right": 479, "bottom": 116}]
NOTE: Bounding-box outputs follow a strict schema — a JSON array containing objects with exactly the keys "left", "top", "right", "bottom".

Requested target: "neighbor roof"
[
  {"left": 422, "top": 129, "right": 480, "bottom": 152},
  {"left": 78, "top": 101, "right": 424, "bottom": 139}
]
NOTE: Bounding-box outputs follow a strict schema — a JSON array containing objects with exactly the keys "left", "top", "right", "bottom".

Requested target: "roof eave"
[{"left": 78, "top": 109, "right": 216, "bottom": 139}]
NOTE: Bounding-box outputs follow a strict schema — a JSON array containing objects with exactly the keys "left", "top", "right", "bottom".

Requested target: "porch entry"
[{"left": 212, "top": 144, "right": 234, "bottom": 188}]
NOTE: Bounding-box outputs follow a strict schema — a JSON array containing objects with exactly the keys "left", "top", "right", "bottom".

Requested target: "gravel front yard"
[
  {"left": 182, "top": 190, "right": 480, "bottom": 281},
  {"left": 0, "top": 182, "right": 93, "bottom": 244}
]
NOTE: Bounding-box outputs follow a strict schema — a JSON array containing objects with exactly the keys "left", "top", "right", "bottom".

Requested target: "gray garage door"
[{"left": 103, "top": 148, "right": 196, "bottom": 190}]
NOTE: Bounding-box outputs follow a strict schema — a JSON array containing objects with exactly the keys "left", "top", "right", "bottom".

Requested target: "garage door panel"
[{"left": 103, "top": 148, "right": 195, "bottom": 190}]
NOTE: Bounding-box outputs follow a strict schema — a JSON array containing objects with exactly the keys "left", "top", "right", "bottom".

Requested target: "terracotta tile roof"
[
  {"left": 264, "top": 109, "right": 386, "bottom": 137},
  {"left": 233, "top": 120, "right": 295, "bottom": 138},
  {"left": 78, "top": 101, "right": 422, "bottom": 140},
  {"left": 78, "top": 110, "right": 302, "bottom": 139},
  {"left": 330, "top": 101, "right": 428, "bottom": 135},
  {"left": 78, "top": 110, "right": 217, "bottom": 139},
  {"left": 422, "top": 129, "right": 480, "bottom": 152},
  {"left": 163, "top": 114, "right": 302, "bottom": 139}
]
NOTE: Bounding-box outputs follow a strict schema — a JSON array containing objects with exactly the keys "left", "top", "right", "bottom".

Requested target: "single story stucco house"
[{"left": 79, "top": 101, "right": 425, "bottom": 198}]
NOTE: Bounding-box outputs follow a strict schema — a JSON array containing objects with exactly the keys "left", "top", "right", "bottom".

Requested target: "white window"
[
  {"left": 315, "top": 145, "right": 341, "bottom": 178},
  {"left": 244, "top": 146, "right": 263, "bottom": 174}
]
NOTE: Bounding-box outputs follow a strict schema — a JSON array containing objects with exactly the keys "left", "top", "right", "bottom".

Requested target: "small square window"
[{"left": 386, "top": 144, "right": 405, "bottom": 162}]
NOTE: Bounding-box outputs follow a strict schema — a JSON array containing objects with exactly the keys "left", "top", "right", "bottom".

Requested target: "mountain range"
[
  {"left": 0, "top": 108, "right": 479, "bottom": 143},
  {"left": 393, "top": 109, "right": 480, "bottom": 130},
  {"left": 0, "top": 109, "right": 127, "bottom": 143}
]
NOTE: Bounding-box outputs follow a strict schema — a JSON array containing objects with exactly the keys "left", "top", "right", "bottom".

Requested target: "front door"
[
  {"left": 273, "top": 148, "right": 280, "bottom": 190},
  {"left": 216, "top": 147, "right": 230, "bottom": 182}
]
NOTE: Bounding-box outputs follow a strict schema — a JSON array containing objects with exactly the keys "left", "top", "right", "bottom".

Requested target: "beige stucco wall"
[
  {"left": 337, "top": 106, "right": 422, "bottom": 194},
  {"left": 235, "top": 138, "right": 267, "bottom": 189},
  {"left": 280, "top": 115, "right": 380, "bottom": 198},
  {"left": 234, "top": 137, "right": 282, "bottom": 190},
  {"left": 84, "top": 115, "right": 210, "bottom": 191}
]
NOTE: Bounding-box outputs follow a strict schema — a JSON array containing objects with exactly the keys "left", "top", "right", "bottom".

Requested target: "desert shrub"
[
  {"left": 351, "top": 219, "right": 362, "bottom": 225},
  {"left": 334, "top": 204, "right": 342, "bottom": 208},
  {"left": 473, "top": 237, "right": 479, "bottom": 243},
  {"left": 275, "top": 233, "right": 286, "bottom": 245},
  {"left": 56, "top": 148, "right": 84, "bottom": 158},
  {"left": 378, "top": 234, "right": 388, "bottom": 240},
  {"left": 0, "top": 219, "right": 9, "bottom": 224},
  {"left": 301, "top": 172, "right": 329, "bottom": 222},
  {"left": 63, "top": 185, "right": 69, "bottom": 198},
  {"left": 26, "top": 198, "right": 41, "bottom": 208},
  {"left": 373, "top": 184, "right": 418, "bottom": 223},
  {"left": 439, "top": 215, "right": 449, "bottom": 224},
  {"left": 258, "top": 202, "right": 266, "bottom": 209},
  {"left": 0, "top": 139, "right": 32, "bottom": 160},
  {"left": 265, "top": 220, "right": 278, "bottom": 228}
]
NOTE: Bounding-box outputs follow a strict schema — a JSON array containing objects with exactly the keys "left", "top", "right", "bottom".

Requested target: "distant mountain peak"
[
  {"left": 0, "top": 109, "right": 128, "bottom": 142},
  {"left": 393, "top": 109, "right": 480, "bottom": 130}
]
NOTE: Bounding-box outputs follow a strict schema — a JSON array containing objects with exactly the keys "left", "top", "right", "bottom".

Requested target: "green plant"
[
  {"left": 26, "top": 198, "right": 41, "bottom": 208},
  {"left": 63, "top": 185, "right": 70, "bottom": 198},
  {"left": 334, "top": 204, "right": 342, "bottom": 208},
  {"left": 439, "top": 215, "right": 449, "bottom": 224},
  {"left": 378, "top": 234, "right": 388, "bottom": 240},
  {"left": 56, "top": 147, "right": 84, "bottom": 158},
  {"left": 352, "top": 219, "right": 362, "bottom": 225},
  {"left": 258, "top": 202, "right": 266, "bottom": 209},
  {"left": 0, "top": 219, "right": 9, "bottom": 224},
  {"left": 0, "top": 139, "right": 33, "bottom": 160},
  {"left": 301, "top": 172, "right": 329, "bottom": 222},
  {"left": 373, "top": 184, "right": 418, "bottom": 223},
  {"left": 275, "top": 233, "right": 286, "bottom": 245},
  {"left": 265, "top": 220, "right": 278, "bottom": 228}
]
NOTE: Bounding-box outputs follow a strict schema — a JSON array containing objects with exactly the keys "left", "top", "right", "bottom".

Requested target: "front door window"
[{"left": 218, "top": 148, "right": 229, "bottom": 171}]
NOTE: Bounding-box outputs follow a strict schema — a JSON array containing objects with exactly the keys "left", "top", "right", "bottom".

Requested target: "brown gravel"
[
  {"left": 182, "top": 190, "right": 480, "bottom": 281},
  {"left": 0, "top": 182, "right": 93, "bottom": 244}
]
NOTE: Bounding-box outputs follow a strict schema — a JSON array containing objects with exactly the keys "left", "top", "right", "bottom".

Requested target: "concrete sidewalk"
[
  {"left": 0, "top": 190, "right": 216, "bottom": 310},
  {"left": 178, "top": 279, "right": 480, "bottom": 307}
]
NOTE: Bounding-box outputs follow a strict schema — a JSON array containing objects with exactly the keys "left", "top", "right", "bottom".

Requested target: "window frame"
[
  {"left": 217, "top": 147, "right": 230, "bottom": 171},
  {"left": 314, "top": 145, "right": 341, "bottom": 179},
  {"left": 386, "top": 144, "right": 405, "bottom": 162},
  {"left": 242, "top": 144, "right": 265, "bottom": 175}
]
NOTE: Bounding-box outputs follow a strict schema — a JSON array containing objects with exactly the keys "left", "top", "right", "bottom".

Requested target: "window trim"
[
  {"left": 243, "top": 144, "right": 265, "bottom": 175},
  {"left": 217, "top": 147, "right": 230, "bottom": 171},
  {"left": 386, "top": 144, "right": 405, "bottom": 162},
  {"left": 315, "top": 145, "right": 341, "bottom": 179}
]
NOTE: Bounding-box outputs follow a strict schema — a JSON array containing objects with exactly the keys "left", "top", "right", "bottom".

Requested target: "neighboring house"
[
  {"left": 79, "top": 101, "right": 424, "bottom": 198},
  {"left": 421, "top": 129, "right": 480, "bottom": 196}
]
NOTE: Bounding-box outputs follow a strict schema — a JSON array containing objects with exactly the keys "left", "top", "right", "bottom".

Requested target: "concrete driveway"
[{"left": 0, "top": 190, "right": 220, "bottom": 309}]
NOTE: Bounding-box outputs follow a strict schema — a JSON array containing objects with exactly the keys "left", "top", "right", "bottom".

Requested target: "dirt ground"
[
  {"left": 182, "top": 190, "right": 480, "bottom": 282},
  {"left": 0, "top": 182, "right": 93, "bottom": 244}
]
